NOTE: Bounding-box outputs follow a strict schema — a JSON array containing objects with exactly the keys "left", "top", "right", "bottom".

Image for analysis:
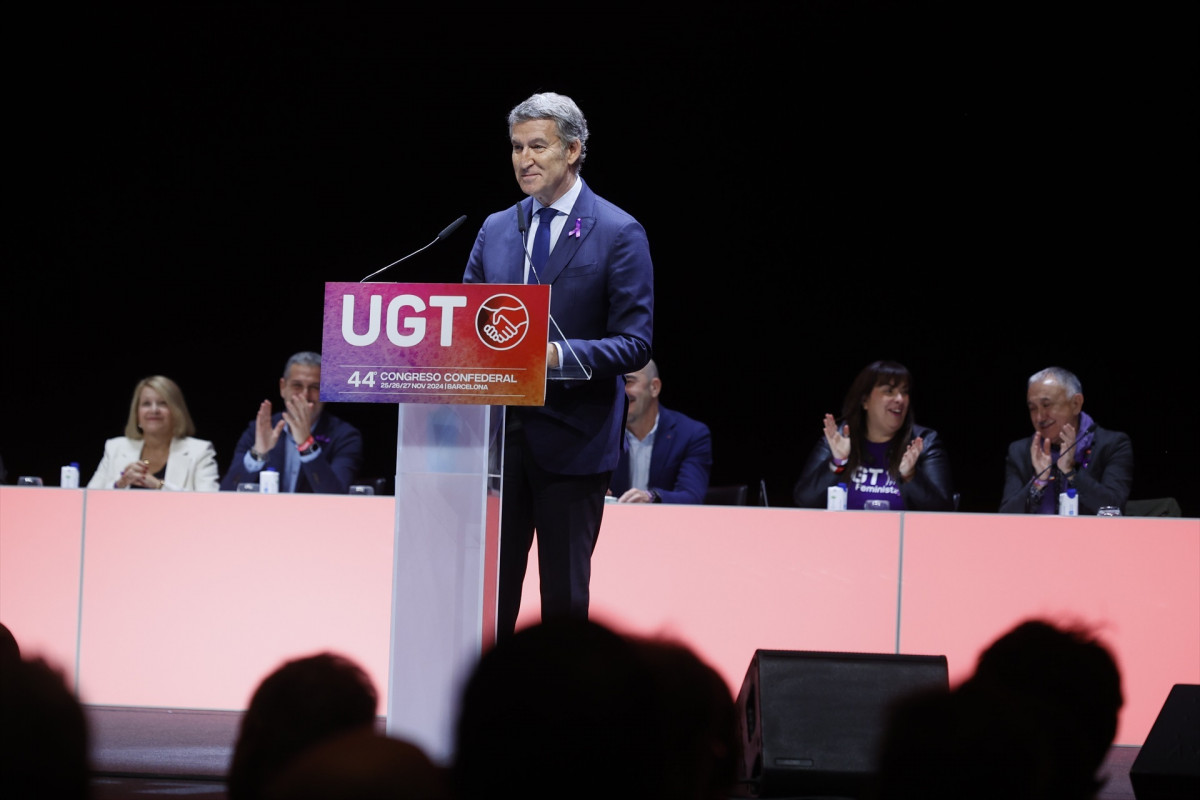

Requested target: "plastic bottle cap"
[{"left": 1068, "top": 488, "right": 1077, "bottom": 497}]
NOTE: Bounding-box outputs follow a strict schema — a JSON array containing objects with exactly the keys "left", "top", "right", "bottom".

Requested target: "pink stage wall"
[{"left": 1, "top": 487, "right": 1196, "bottom": 745}]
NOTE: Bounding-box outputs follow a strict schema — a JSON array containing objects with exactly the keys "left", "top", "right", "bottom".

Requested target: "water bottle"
[
  {"left": 1058, "top": 487, "right": 1079, "bottom": 516},
  {"left": 827, "top": 482, "right": 848, "bottom": 511},
  {"left": 260, "top": 467, "right": 280, "bottom": 494},
  {"left": 60, "top": 462, "right": 81, "bottom": 489}
]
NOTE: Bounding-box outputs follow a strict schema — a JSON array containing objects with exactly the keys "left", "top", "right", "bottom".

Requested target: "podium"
[{"left": 321, "top": 281, "right": 551, "bottom": 762}]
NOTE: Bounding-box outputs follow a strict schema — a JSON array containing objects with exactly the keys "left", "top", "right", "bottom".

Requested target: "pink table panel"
[
  {"left": 76, "top": 490, "right": 395, "bottom": 709},
  {"left": 899, "top": 512, "right": 1200, "bottom": 744},
  {"left": 3, "top": 489, "right": 1195, "bottom": 746},
  {"left": 518, "top": 505, "right": 906, "bottom": 699},
  {"left": 0, "top": 486, "right": 85, "bottom": 682}
]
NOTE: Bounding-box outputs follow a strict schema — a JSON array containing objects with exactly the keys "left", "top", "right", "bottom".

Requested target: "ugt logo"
[{"left": 476, "top": 293, "right": 530, "bottom": 351}]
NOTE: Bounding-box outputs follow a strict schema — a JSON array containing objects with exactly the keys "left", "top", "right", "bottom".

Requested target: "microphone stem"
[
  {"left": 359, "top": 238, "right": 437, "bottom": 283},
  {"left": 357, "top": 215, "right": 467, "bottom": 283}
]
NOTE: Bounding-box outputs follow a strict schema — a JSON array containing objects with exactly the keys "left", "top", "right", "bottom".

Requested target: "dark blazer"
[
  {"left": 463, "top": 180, "right": 654, "bottom": 475},
  {"left": 793, "top": 423, "right": 955, "bottom": 511},
  {"left": 999, "top": 425, "right": 1133, "bottom": 515},
  {"left": 219, "top": 411, "right": 363, "bottom": 494},
  {"left": 610, "top": 405, "right": 712, "bottom": 504}
]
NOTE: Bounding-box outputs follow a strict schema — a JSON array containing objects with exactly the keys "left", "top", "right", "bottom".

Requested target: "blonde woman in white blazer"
[{"left": 88, "top": 375, "right": 220, "bottom": 492}]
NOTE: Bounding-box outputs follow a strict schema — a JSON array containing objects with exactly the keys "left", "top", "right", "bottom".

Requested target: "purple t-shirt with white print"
[{"left": 846, "top": 439, "right": 904, "bottom": 510}]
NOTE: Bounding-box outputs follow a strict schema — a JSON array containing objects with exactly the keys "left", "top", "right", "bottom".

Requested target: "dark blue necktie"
[{"left": 530, "top": 207, "right": 558, "bottom": 282}]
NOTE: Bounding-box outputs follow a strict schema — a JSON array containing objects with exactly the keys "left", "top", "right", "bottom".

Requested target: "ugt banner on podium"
[{"left": 320, "top": 282, "right": 550, "bottom": 406}]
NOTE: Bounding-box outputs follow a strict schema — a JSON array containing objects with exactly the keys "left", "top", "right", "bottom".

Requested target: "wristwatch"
[{"left": 649, "top": 489, "right": 662, "bottom": 503}]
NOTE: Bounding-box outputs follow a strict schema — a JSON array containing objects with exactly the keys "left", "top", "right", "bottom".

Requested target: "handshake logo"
[{"left": 476, "top": 293, "right": 530, "bottom": 351}]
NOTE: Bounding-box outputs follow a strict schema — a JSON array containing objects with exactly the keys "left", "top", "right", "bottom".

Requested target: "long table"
[{"left": 1, "top": 486, "right": 1196, "bottom": 748}]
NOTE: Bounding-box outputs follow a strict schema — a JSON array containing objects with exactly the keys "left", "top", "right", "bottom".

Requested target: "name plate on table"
[{"left": 320, "top": 282, "right": 550, "bottom": 405}]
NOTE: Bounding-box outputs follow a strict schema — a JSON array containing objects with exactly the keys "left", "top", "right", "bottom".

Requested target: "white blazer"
[{"left": 87, "top": 436, "right": 220, "bottom": 492}]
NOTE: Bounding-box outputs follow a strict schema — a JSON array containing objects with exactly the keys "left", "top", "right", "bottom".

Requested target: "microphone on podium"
[
  {"left": 511, "top": 202, "right": 591, "bottom": 380},
  {"left": 515, "top": 203, "right": 542, "bottom": 285},
  {"left": 359, "top": 214, "right": 467, "bottom": 282}
]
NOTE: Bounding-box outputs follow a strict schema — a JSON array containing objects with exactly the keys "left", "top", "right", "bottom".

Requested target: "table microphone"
[
  {"left": 1000, "top": 423, "right": 1097, "bottom": 510},
  {"left": 359, "top": 214, "right": 467, "bottom": 282}
]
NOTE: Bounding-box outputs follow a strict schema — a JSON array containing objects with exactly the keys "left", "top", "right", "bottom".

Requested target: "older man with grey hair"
[
  {"left": 999, "top": 366, "right": 1132, "bottom": 515},
  {"left": 463, "top": 92, "right": 654, "bottom": 638}
]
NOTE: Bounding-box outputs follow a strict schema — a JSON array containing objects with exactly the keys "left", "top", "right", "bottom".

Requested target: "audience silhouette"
[
  {"left": 971, "top": 618, "right": 1123, "bottom": 799},
  {"left": 0, "top": 615, "right": 1134, "bottom": 799},
  {"left": 869, "top": 678, "right": 1055, "bottom": 799},
  {"left": 869, "top": 618, "right": 1123, "bottom": 800},
  {"left": 226, "top": 651, "right": 382, "bottom": 800},
  {"left": 0, "top": 652, "right": 92, "bottom": 800},
  {"left": 262, "top": 727, "right": 451, "bottom": 800},
  {"left": 631, "top": 633, "right": 740, "bottom": 800},
  {"left": 0, "top": 620, "right": 20, "bottom": 664},
  {"left": 452, "top": 617, "right": 739, "bottom": 800}
]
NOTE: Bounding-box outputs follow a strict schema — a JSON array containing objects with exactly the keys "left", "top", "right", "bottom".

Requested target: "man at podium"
[{"left": 464, "top": 91, "right": 654, "bottom": 639}]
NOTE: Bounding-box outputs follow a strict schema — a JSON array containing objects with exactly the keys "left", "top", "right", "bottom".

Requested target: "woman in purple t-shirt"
[{"left": 792, "top": 360, "right": 956, "bottom": 511}]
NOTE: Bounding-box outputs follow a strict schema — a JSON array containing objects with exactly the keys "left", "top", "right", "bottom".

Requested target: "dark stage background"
[{"left": 5, "top": 4, "right": 1196, "bottom": 516}]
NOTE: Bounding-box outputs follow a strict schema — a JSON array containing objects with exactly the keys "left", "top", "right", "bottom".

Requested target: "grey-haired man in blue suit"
[{"left": 464, "top": 91, "right": 654, "bottom": 639}]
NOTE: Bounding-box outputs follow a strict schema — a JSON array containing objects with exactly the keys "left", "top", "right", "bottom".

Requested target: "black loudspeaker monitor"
[
  {"left": 1130, "top": 684, "right": 1200, "bottom": 800},
  {"left": 734, "top": 649, "right": 949, "bottom": 798}
]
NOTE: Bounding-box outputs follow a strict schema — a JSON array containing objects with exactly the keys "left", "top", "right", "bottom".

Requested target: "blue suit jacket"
[
  {"left": 610, "top": 405, "right": 713, "bottom": 504},
  {"left": 219, "top": 411, "right": 363, "bottom": 494},
  {"left": 464, "top": 180, "right": 654, "bottom": 475}
]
